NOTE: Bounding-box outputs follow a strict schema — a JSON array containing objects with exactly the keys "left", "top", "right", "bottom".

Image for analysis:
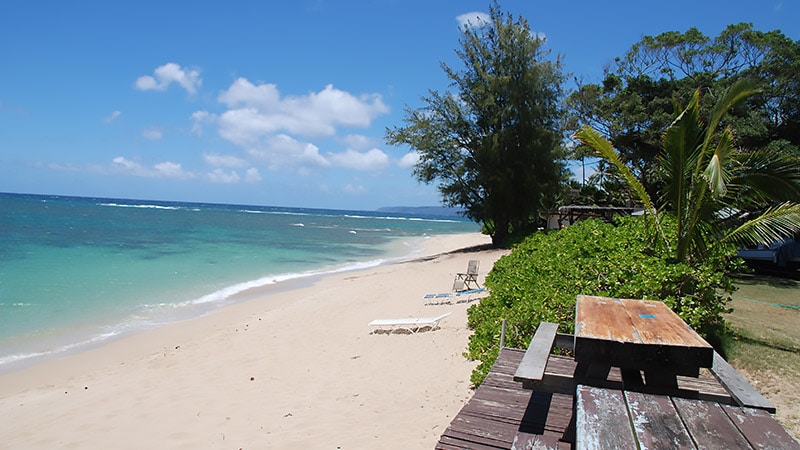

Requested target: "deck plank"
[
  {"left": 436, "top": 348, "right": 574, "bottom": 450},
  {"left": 672, "top": 397, "right": 753, "bottom": 449},
  {"left": 721, "top": 405, "right": 800, "bottom": 450},
  {"left": 624, "top": 391, "right": 695, "bottom": 449},
  {"left": 575, "top": 385, "right": 636, "bottom": 450}
]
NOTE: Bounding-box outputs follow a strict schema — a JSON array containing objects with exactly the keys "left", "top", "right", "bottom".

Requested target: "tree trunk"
[{"left": 491, "top": 219, "right": 510, "bottom": 247}]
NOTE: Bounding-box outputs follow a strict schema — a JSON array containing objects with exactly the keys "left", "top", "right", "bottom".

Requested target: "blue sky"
[{"left": 1, "top": 1, "right": 798, "bottom": 210}]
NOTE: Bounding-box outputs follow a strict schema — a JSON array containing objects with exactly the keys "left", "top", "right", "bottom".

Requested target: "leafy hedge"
[{"left": 465, "top": 216, "right": 743, "bottom": 386}]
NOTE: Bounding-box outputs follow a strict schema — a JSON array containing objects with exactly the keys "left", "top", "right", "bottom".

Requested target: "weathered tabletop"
[{"left": 574, "top": 295, "right": 714, "bottom": 386}]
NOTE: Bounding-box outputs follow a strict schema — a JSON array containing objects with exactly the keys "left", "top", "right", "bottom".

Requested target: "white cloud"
[
  {"left": 135, "top": 62, "right": 201, "bottom": 95},
  {"left": 111, "top": 156, "right": 193, "bottom": 179},
  {"left": 203, "top": 167, "right": 261, "bottom": 184},
  {"left": 328, "top": 148, "right": 389, "bottom": 171},
  {"left": 218, "top": 78, "right": 281, "bottom": 110},
  {"left": 198, "top": 78, "right": 391, "bottom": 172},
  {"left": 216, "top": 78, "right": 389, "bottom": 141},
  {"left": 142, "top": 127, "right": 163, "bottom": 140},
  {"left": 206, "top": 168, "right": 241, "bottom": 184},
  {"left": 343, "top": 183, "right": 367, "bottom": 194},
  {"left": 243, "top": 133, "right": 330, "bottom": 170},
  {"left": 456, "top": 11, "right": 490, "bottom": 29},
  {"left": 203, "top": 153, "right": 248, "bottom": 168},
  {"left": 104, "top": 110, "right": 121, "bottom": 123},
  {"left": 398, "top": 151, "right": 420, "bottom": 168},
  {"left": 154, "top": 161, "right": 186, "bottom": 178},
  {"left": 191, "top": 110, "right": 216, "bottom": 135},
  {"left": 112, "top": 156, "right": 141, "bottom": 171},
  {"left": 455, "top": 11, "right": 544, "bottom": 41},
  {"left": 244, "top": 167, "right": 262, "bottom": 183},
  {"left": 343, "top": 134, "right": 375, "bottom": 150}
]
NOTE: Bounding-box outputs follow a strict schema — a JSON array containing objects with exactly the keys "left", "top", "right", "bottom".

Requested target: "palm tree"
[{"left": 575, "top": 80, "right": 800, "bottom": 264}]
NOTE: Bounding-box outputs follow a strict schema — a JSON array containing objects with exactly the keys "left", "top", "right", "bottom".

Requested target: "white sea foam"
[
  {"left": 99, "top": 202, "right": 183, "bottom": 211},
  {"left": 343, "top": 214, "right": 459, "bottom": 223},
  {"left": 0, "top": 329, "right": 122, "bottom": 367},
  {"left": 190, "top": 259, "right": 385, "bottom": 305}
]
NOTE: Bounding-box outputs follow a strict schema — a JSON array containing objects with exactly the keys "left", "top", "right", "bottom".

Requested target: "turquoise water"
[{"left": 0, "top": 193, "right": 477, "bottom": 368}]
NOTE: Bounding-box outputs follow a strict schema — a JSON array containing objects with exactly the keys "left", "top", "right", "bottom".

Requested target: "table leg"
[
  {"left": 575, "top": 362, "right": 611, "bottom": 381},
  {"left": 621, "top": 368, "right": 644, "bottom": 388},
  {"left": 644, "top": 370, "right": 679, "bottom": 390}
]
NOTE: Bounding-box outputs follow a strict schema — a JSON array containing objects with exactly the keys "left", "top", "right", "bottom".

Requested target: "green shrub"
[{"left": 465, "top": 216, "right": 743, "bottom": 386}]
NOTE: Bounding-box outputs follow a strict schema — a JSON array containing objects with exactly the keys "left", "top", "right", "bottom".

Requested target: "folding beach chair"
[{"left": 453, "top": 260, "right": 480, "bottom": 291}]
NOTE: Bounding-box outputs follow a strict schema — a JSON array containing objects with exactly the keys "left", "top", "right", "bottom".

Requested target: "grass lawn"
[{"left": 727, "top": 270, "right": 800, "bottom": 441}]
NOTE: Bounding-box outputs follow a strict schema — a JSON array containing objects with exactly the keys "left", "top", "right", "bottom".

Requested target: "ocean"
[{"left": 0, "top": 193, "right": 478, "bottom": 369}]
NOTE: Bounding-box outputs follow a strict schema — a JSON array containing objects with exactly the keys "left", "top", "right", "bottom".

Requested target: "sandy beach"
[{"left": 0, "top": 232, "right": 508, "bottom": 449}]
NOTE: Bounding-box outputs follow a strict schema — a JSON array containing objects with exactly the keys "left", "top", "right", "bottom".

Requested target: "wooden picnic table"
[
  {"left": 495, "top": 295, "right": 794, "bottom": 449},
  {"left": 574, "top": 295, "right": 714, "bottom": 389}
]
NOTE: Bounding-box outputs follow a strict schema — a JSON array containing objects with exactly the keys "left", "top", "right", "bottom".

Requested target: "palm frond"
[
  {"left": 722, "top": 202, "right": 800, "bottom": 247},
  {"left": 731, "top": 150, "right": 800, "bottom": 203},
  {"left": 703, "top": 79, "right": 760, "bottom": 151},
  {"left": 703, "top": 127, "right": 735, "bottom": 199},
  {"left": 574, "top": 126, "right": 668, "bottom": 249},
  {"left": 661, "top": 90, "right": 703, "bottom": 215}
]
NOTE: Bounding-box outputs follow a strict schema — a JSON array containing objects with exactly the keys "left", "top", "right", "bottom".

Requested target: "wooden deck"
[
  {"left": 437, "top": 348, "right": 574, "bottom": 449},
  {"left": 437, "top": 347, "right": 800, "bottom": 449}
]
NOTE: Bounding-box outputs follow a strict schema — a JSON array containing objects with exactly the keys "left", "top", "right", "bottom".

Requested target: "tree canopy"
[
  {"left": 385, "top": 3, "right": 567, "bottom": 246},
  {"left": 567, "top": 23, "right": 800, "bottom": 202},
  {"left": 575, "top": 80, "right": 800, "bottom": 264}
]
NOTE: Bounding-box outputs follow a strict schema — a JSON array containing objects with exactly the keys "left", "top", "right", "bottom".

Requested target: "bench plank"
[
  {"left": 575, "top": 385, "right": 636, "bottom": 450},
  {"left": 710, "top": 352, "right": 775, "bottom": 412},
  {"left": 514, "top": 322, "right": 559, "bottom": 387},
  {"left": 672, "top": 397, "right": 753, "bottom": 449},
  {"left": 721, "top": 405, "right": 800, "bottom": 450},
  {"left": 625, "top": 391, "right": 695, "bottom": 449},
  {"left": 511, "top": 431, "right": 561, "bottom": 450}
]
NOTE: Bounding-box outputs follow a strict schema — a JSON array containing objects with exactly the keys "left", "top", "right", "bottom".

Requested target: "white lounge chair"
[
  {"left": 455, "top": 287, "right": 487, "bottom": 304},
  {"left": 423, "top": 292, "right": 454, "bottom": 305},
  {"left": 369, "top": 312, "right": 451, "bottom": 334},
  {"left": 423, "top": 287, "right": 487, "bottom": 305}
]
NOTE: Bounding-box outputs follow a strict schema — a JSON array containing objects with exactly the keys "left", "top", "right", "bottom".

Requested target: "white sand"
[{"left": 0, "top": 232, "right": 509, "bottom": 449}]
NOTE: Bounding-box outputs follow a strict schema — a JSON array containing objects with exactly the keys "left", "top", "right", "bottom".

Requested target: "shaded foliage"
[
  {"left": 466, "top": 217, "right": 742, "bottom": 386},
  {"left": 576, "top": 81, "right": 800, "bottom": 265},
  {"left": 568, "top": 23, "right": 800, "bottom": 202}
]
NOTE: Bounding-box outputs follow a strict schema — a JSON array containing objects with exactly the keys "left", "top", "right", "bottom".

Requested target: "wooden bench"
[
  {"left": 710, "top": 351, "right": 776, "bottom": 412},
  {"left": 513, "top": 322, "right": 559, "bottom": 389}
]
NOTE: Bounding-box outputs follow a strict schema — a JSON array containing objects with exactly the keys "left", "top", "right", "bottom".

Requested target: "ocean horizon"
[{"left": 0, "top": 192, "right": 478, "bottom": 370}]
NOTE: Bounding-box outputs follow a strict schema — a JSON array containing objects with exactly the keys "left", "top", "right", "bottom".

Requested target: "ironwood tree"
[{"left": 385, "top": 3, "right": 567, "bottom": 247}]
